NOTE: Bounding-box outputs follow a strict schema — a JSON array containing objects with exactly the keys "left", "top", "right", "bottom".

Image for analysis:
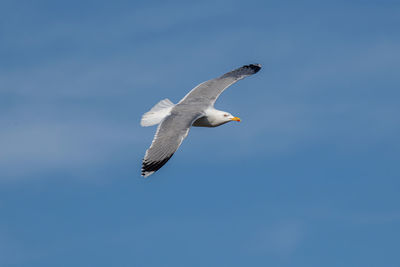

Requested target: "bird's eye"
[{"left": 223, "top": 114, "right": 228, "bottom": 117}]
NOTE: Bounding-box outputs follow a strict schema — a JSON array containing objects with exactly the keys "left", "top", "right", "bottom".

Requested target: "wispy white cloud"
[
  {"left": 244, "top": 220, "right": 305, "bottom": 256},
  {"left": 0, "top": 119, "right": 141, "bottom": 181}
]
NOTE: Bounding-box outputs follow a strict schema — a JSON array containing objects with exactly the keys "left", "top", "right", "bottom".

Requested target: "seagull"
[{"left": 140, "top": 64, "right": 261, "bottom": 177}]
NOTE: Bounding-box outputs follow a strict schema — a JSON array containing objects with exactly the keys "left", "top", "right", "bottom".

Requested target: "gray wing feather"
[
  {"left": 141, "top": 111, "right": 203, "bottom": 177},
  {"left": 179, "top": 64, "right": 261, "bottom": 107}
]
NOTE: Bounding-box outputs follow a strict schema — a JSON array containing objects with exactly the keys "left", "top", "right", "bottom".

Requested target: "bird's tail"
[{"left": 140, "top": 98, "right": 175, "bottom": 127}]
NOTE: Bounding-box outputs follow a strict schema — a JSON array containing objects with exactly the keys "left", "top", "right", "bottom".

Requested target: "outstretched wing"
[
  {"left": 179, "top": 64, "right": 261, "bottom": 107},
  {"left": 141, "top": 111, "right": 203, "bottom": 177}
]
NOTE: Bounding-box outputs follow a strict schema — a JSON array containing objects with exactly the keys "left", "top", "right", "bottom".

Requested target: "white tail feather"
[{"left": 140, "top": 99, "right": 175, "bottom": 127}]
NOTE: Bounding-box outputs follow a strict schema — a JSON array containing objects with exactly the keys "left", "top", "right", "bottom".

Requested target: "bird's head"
[
  {"left": 213, "top": 110, "right": 241, "bottom": 125},
  {"left": 222, "top": 112, "right": 241, "bottom": 123}
]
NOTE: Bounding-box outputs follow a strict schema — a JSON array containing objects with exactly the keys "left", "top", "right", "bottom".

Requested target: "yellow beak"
[{"left": 231, "top": 117, "right": 241, "bottom": 122}]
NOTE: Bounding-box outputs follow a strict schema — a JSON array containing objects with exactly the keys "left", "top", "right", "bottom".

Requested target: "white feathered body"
[{"left": 141, "top": 99, "right": 233, "bottom": 128}]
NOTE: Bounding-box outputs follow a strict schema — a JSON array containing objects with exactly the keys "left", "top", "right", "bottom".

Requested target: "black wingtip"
[
  {"left": 141, "top": 154, "right": 174, "bottom": 177},
  {"left": 246, "top": 63, "right": 262, "bottom": 73}
]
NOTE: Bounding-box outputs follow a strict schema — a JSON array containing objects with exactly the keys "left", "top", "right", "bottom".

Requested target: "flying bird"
[{"left": 140, "top": 63, "right": 261, "bottom": 177}]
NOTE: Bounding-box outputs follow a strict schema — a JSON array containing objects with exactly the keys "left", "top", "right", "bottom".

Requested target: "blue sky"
[{"left": 1, "top": 0, "right": 400, "bottom": 266}]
